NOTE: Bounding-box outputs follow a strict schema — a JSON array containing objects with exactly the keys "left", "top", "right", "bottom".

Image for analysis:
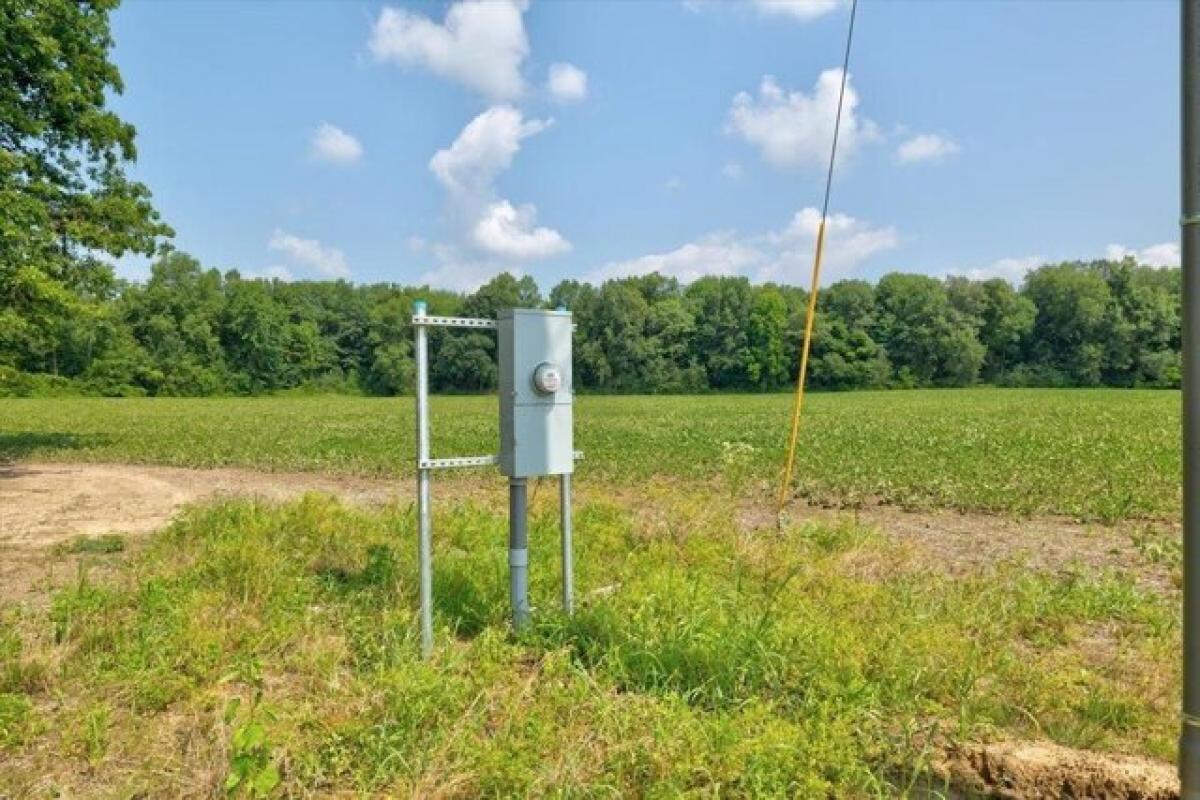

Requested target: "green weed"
[
  {"left": 0, "top": 494, "right": 1177, "bottom": 794},
  {"left": 0, "top": 694, "right": 32, "bottom": 748},
  {"left": 58, "top": 533, "right": 127, "bottom": 555},
  {"left": 223, "top": 659, "right": 281, "bottom": 798},
  {"left": 63, "top": 702, "right": 111, "bottom": 764}
]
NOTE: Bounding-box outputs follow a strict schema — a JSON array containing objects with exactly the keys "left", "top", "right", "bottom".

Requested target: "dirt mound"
[{"left": 935, "top": 740, "right": 1179, "bottom": 799}]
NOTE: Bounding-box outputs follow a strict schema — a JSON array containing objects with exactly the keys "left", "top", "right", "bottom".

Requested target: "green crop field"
[
  {"left": 0, "top": 389, "right": 1184, "bottom": 796},
  {"left": 0, "top": 388, "right": 1181, "bottom": 520}
]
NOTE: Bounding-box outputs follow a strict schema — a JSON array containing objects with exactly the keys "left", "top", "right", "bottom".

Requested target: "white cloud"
[
  {"left": 591, "top": 233, "right": 761, "bottom": 284},
  {"left": 896, "top": 133, "right": 959, "bottom": 164},
  {"left": 310, "top": 122, "right": 363, "bottom": 164},
  {"left": 760, "top": 207, "right": 900, "bottom": 282},
  {"left": 728, "top": 71, "right": 877, "bottom": 170},
  {"left": 369, "top": 0, "right": 529, "bottom": 101},
  {"left": 417, "top": 247, "right": 527, "bottom": 292},
  {"left": 1105, "top": 242, "right": 1181, "bottom": 267},
  {"left": 419, "top": 261, "right": 498, "bottom": 293},
  {"left": 752, "top": 0, "right": 847, "bottom": 21},
  {"left": 942, "top": 243, "right": 1181, "bottom": 285},
  {"left": 268, "top": 229, "right": 350, "bottom": 279},
  {"left": 664, "top": 176, "right": 683, "bottom": 192},
  {"left": 546, "top": 62, "right": 588, "bottom": 103},
  {"left": 590, "top": 207, "right": 897, "bottom": 285},
  {"left": 472, "top": 200, "right": 571, "bottom": 259},
  {"left": 428, "top": 106, "right": 568, "bottom": 262},
  {"left": 428, "top": 105, "right": 550, "bottom": 196},
  {"left": 942, "top": 255, "right": 1047, "bottom": 283},
  {"left": 722, "top": 161, "right": 744, "bottom": 180}
]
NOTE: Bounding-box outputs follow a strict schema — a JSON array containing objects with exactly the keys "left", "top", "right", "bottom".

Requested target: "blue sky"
[{"left": 110, "top": 0, "right": 1180, "bottom": 291}]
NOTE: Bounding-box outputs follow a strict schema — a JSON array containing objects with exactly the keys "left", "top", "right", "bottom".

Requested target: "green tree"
[
  {"left": 822, "top": 280, "right": 877, "bottom": 330},
  {"left": 120, "top": 252, "right": 228, "bottom": 394},
  {"left": 944, "top": 276, "right": 1035, "bottom": 382},
  {"left": 809, "top": 318, "right": 890, "bottom": 390},
  {"left": 977, "top": 279, "right": 1036, "bottom": 381},
  {"left": 874, "top": 273, "right": 984, "bottom": 387},
  {"left": 1, "top": 0, "right": 172, "bottom": 372},
  {"left": 1021, "top": 263, "right": 1115, "bottom": 386},
  {"left": 808, "top": 280, "right": 888, "bottom": 389},
  {"left": 745, "top": 286, "right": 789, "bottom": 389},
  {"left": 686, "top": 277, "right": 755, "bottom": 389},
  {"left": 431, "top": 332, "right": 496, "bottom": 391},
  {"left": 362, "top": 290, "right": 414, "bottom": 395},
  {"left": 220, "top": 279, "right": 289, "bottom": 392},
  {"left": 1099, "top": 259, "right": 1180, "bottom": 386},
  {"left": 461, "top": 272, "right": 541, "bottom": 318},
  {"left": 576, "top": 281, "right": 653, "bottom": 392},
  {"left": 645, "top": 294, "right": 705, "bottom": 391}
]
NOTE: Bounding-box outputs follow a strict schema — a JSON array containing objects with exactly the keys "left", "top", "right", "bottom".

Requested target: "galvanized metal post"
[
  {"left": 414, "top": 300, "right": 433, "bottom": 659},
  {"left": 509, "top": 478, "right": 530, "bottom": 631},
  {"left": 560, "top": 474, "right": 573, "bottom": 615},
  {"left": 1184, "top": 2, "right": 1200, "bottom": 794}
]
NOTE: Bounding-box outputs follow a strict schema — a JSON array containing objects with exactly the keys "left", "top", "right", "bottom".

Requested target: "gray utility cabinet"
[{"left": 498, "top": 308, "right": 574, "bottom": 478}]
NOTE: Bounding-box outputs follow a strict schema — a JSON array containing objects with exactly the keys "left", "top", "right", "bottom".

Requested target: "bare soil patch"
[
  {"left": 743, "top": 500, "right": 1180, "bottom": 595},
  {"left": 933, "top": 740, "right": 1179, "bottom": 799},
  {"left": 0, "top": 462, "right": 400, "bottom": 548},
  {"left": 0, "top": 463, "right": 407, "bottom": 603}
]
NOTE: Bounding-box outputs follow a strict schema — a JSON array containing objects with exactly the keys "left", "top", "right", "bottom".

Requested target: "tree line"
[
  {"left": 0, "top": 250, "right": 1182, "bottom": 397},
  {"left": 0, "top": 1, "right": 1182, "bottom": 398}
]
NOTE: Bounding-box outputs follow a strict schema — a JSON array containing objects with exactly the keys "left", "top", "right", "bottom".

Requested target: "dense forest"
[{"left": 0, "top": 251, "right": 1182, "bottom": 396}]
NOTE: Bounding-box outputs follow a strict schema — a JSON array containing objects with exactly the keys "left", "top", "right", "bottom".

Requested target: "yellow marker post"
[
  {"left": 775, "top": 0, "right": 857, "bottom": 516},
  {"left": 777, "top": 218, "right": 827, "bottom": 512}
]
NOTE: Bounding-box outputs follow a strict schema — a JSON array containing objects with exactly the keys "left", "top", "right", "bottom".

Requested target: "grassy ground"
[
  {"left": 0, "top": 390, "right": 1182, "bottom": 796},
  {"left": 0, "top": 490, "right": 1178, "bottom": 797},
  {"left": 0, "top": 388, "right": 1181, "bottom": 520}
]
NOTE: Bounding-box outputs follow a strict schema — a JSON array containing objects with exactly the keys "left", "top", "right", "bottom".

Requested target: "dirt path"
[
  {"left": 774, "top": 502, "right": 1179, "bottom": 596},
  {"left": 0, "top": 463, "right": 410, "bottom": 605},
  {"left": 0, "top": 461, "right": 402, "bottom": 547}
]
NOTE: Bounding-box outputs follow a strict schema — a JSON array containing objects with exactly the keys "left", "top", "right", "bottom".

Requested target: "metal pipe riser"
[
  {"left": 509, "top": 478, "right": 530, "bottom": 632},
  {"left": 560, "top": 474, "right": 574, "bottom": 616},
  {"left": 1184, "top": 719, "right": 1200, "bottom": 800},
  {"left": 414, "top": 300, "right": 434, "bottom": 659}
]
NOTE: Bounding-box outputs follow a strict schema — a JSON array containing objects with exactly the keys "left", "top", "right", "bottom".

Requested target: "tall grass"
[{"left": 1, "top": 491, "right": 1176, "bottom": 796}]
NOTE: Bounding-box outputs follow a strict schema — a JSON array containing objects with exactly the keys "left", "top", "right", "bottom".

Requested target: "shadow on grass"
[
  {"left": 312, "top": 540, "right": 504, "bottom": 640},
  {"left": 0, "top": 431, "right": 102, "bottom": 465},
  {"left": 435, "top": 565, "right": 503, "bottom": 638},
  {"left": 315, "top": 545, "right": 399, "bottom": 594}
]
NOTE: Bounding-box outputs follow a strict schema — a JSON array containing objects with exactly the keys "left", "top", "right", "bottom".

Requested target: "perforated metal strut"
[{"left": 411, "top": 315, "right": 496, "bottom": 329}]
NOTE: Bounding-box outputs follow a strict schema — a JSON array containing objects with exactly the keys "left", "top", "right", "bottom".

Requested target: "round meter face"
[{"left": 532, "top": 362, "right": 562, "bottom": 394}]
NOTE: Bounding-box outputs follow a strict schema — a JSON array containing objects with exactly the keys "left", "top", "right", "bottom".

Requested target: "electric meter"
[
  {"left": 532, "top": 362, "right": 562, "bottom": 394},
  {"left": 498, "top": 309, "right": 574, "bottom": 477}
]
